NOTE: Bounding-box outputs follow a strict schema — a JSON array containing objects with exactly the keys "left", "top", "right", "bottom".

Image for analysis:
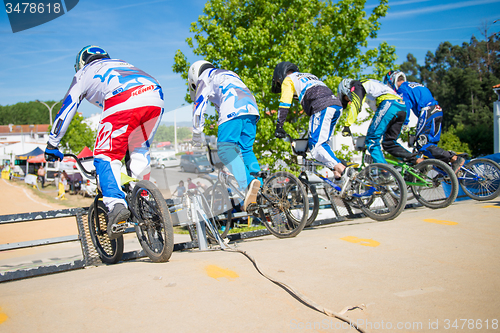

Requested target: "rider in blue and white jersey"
[
  {"left": 384, "top": 70, "right": 464, "bottom": 171},
  {"left": 45, "top": 45, "right": 164, "bottom": 239},
  {"left": 338, "top": 78, "right": 423, "bottom": 166},
  {"left": 188, "top": 60, "right": 261, "bottom": 211},
  {"left": 271, "top": 61, "right": 354, "bottom": 196}
]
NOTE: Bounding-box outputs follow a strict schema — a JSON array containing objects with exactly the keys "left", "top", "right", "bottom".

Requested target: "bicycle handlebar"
[{"left": 63, "top": 153, "right": 95, "bottom": 179}]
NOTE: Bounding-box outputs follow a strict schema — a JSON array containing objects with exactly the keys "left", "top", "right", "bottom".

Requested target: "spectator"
[
  {"left": 172, "top": 180, "right": 186, "bottom": 197},
  {"left": 37, "top": 165, "right": 46, "bottom": 188},
  {"left": 187, "top": 177, "right": 197, "bottom": 190},
  {"left": 55, "top": 171, "right": 68, "bottom": 200}
]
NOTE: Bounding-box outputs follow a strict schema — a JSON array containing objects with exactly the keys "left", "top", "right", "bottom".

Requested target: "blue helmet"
[{"left": 75, "top": 45, "right": 110, "bottom": 72}]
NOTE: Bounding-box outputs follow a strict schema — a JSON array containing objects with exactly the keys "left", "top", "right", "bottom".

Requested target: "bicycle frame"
[
  {"left": 66, "top": 153, "right": 144, "bottom": 234},
  {"left": 385, "top": 159, "right": 435, "bottom": 188},
  {"left": 354, "top": 144, "right": 435, "bottom": 189}
]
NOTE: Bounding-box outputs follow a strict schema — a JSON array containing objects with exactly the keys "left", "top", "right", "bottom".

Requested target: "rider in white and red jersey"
[{"left": 45, "top": 45, "right": 164, "bottom": 239}]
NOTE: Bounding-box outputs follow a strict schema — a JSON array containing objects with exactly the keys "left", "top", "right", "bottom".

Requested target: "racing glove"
[
  {"left": 45, "top": 143, "right": 63, "bottom": 162},
  {"left": 342, "top": 126, "right": 352, "bottom": 137},
  {"left": 275, "top": 126, "right": 287, "bottom": 139}
]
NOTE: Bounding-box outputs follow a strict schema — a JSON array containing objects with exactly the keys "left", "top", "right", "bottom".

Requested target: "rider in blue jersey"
[{"left": 384, "top": 70, "right": 464, "bottom": 171}]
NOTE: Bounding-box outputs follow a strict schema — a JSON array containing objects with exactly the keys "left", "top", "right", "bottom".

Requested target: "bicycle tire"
[
  {"left": 132, "top": 180, "right": 174, "bottom": 263},
  {"left": 202, "top": 183, "right": 233, "bottom": 243},
  {"left": 294, "top": 178, "right": 319, "bottom": 227},
  {"left": 88, "top": 200, "right": 124, "bottom": 264},
  {"left": 459, "top": 158, "right": 500, "bottom": 201},
  {"left": 410, "top": 159, "right": 458, "bottom": 209},
  {"left": 353, "top": 163, "right": 407, "bottom": 221},
  {"left": 257, "top": 171, "right": 308, "bottom": 238}
]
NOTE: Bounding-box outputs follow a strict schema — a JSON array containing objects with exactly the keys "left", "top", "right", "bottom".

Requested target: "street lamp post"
[{"left": 36, "top": 100, "right": 61, "bottom": 126}]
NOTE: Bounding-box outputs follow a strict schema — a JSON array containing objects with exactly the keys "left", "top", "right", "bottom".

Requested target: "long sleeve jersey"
[
  {"left": 344, "top": 79, "right": 402, "bottom": 127},
  {"left": 277, "top": 72, "right": 341, "bottom": 127},
  {"left": 49, "top": 59, "right": 160, "bottom": 147},
  {"left": 396, "top": 81, "right": 438, "bottom": 125},
  {"left": 192, "top": 68, "right": 259, "bottom": 135}
]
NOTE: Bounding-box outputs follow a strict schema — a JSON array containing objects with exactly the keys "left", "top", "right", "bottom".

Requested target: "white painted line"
[
  {"left": 395, "top": 286, "right": 444, "bottom": 297},
  {"left": 22, "top": 188, "right": 53, "bottom": 209},
  {"left": 3, "top": 178, "right": 54, "bottom": 209}
]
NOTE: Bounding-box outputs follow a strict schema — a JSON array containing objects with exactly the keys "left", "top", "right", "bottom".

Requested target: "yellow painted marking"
[
  {"left": 340, "top": 236, "right": 380, "bottom": 247},
  {"left": 423, "top": 218, "right": 458, "bottom": 225},
  {"left": 483, "top": 205, "right": 500, "bottom": 209},
  {"left": 205, "top": 265, "right": 239, "bottom": 280},
  {"left": 0, "top": 308, "right": 8, "bottom": 324}
]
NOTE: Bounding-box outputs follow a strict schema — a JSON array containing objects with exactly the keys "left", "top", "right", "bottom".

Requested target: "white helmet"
[
  {"left": 337, "top": 78, "right": 353, "bottom": 102},
  {"left": 188, "top": 60, "right": 215, "bottom": 102},
  {"left": 383, "top": 70, "right": 407, "bottom": 91}
]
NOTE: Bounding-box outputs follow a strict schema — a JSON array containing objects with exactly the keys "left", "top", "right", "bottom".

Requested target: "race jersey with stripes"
[
  {"left": 277, "top": 72, "right": 340, "bottom": 127},
  {"left": 49, "top": 59, "right": 160, "bottom": 147},
  {"left": 344, "top": 79, "right": 402, "bottom": 127},
  {"left": 192, "top": 68, "right": 259, "bottom": 135},
  {"left": 397, "top": 81, "right": 438, "bottom": 125}
]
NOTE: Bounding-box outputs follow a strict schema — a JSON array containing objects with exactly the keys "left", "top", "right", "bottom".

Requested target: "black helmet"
[{"left": 271, "top": 61, "right": 299, "bottom": 93}]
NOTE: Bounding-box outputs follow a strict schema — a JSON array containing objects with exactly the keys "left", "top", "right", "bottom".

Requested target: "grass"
[{"left": 11, "top": 179, "right": 94, "bottom": 209}]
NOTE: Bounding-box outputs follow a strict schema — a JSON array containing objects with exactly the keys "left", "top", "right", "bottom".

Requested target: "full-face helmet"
[
  {"left": 337, "top": 78, "right": 354, "bottom": 103},
  {"left": 188, "top": 60, "right": 215, "bottom": 102},
  {"left": 271, "top": 61, "right": 299, "bottom": 93},
  {"left": 75, "top": 45, "right": 110, "bottom": 72},
  {"left": 383, "top": 70, "right": 406, "bottom": 91}
]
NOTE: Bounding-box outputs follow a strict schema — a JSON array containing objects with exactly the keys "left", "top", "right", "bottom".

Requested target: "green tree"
[
  {"left": 154, "top": 125, "right": 193, "bottom": 142},
  {"left": 438, "top": 124, "right": 472, "bottom": 155},
  {"left": 399, "top": 31, "right": 500, "bottom": 157},
  {"left": 55, "top": 113, "right": 96, "bottom": 154},
  {"left": 173, "top": 0, "right": 396, "bottom": 170},
  {"left": 0, "top": 100, "right": 61, "bottom": 125}
]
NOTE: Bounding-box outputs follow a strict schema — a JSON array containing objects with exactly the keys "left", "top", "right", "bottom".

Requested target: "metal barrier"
[{"left": 1, "top": 185, "right": 465, "bottom": 283}]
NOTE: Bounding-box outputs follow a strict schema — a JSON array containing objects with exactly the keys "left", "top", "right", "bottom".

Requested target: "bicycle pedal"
[
  {"left": 246, "top": 202, "right": 258, "bottom": 211},
  {"left": 111, "top": 222, "right": 127, "bottom": 233}
]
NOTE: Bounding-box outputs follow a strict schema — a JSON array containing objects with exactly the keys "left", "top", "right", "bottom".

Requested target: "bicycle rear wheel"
[
  {"left": 258, "top": 171, "right": 308, "bottom": 238},
  {"left": 459, "top": 158, "right": 500, "bottom": 201},
  {"left": 202, "top": 183, "right": 233, "bottom": 243},
  {"left": 132, "top": 180, "right": 174, "bottom": 263},
  {"left": 353, "top": 163, "right": 407, "bottom": 221},
  {"left": 410, "top": 159, "right": 458, "bottom": 209},
  {"left": 88, "top": 200, "right": 124, "bottom": 264}
]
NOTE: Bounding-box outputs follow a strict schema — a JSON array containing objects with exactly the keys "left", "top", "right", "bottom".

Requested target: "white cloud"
[{"left": 386, "top": 0, "right": 500, "bottom": 18}]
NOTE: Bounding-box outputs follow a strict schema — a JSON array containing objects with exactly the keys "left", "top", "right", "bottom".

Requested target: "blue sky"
[{"left": 1, "top": 0, "right": 499, "bottom": 123}]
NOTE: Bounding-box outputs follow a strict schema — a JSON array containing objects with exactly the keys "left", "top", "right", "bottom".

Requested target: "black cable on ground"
[{"left": 222, "top": 247, "right": 368, "bottom": 333}]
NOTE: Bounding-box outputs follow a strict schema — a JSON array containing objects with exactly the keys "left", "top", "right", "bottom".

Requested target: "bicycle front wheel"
[
  {"left": 410, "top": 159, "right": 458, "bottom": 209},
  {"left": 202, "top": 183, "right": 233, "bottom": 243},
  {"left": 88, "top": 200, "right": 124, "bottom": 264},
  {"left": 294, "top": 178, "right": 319, "bottom": 227},
  {"left": 459, "top": 158, "right": 500, "bottom": 201},
  {"left": 132, "top": 180, "right": 174, "bottom": 263},
  {"left": 258, "top": 171, "right": 308, "bottom": 238},
  {"left": 353, "top": 163, "right": 407, "bottom": 221}
]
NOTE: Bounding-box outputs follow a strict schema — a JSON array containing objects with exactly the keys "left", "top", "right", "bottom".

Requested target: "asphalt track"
[{"left": 0, "top": 191, "right": 499, "bottom": 332}]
